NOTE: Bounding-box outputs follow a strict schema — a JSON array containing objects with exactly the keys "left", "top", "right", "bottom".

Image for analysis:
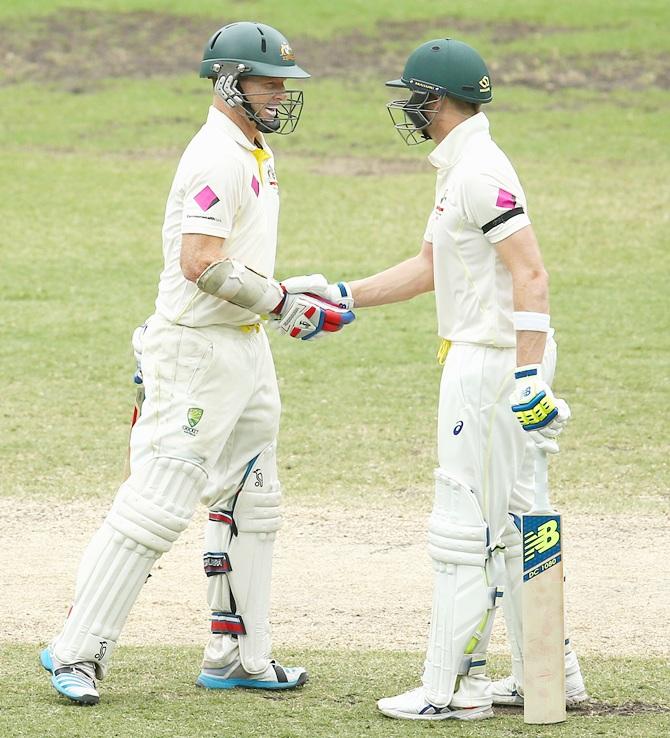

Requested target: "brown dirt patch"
[
  {"left": 1, "top": 10, "right": 668, "bottom": 92},
  {"left": 496, "top": 701, "right": 670, "bottom": 717},
  {"left": 2, "top": 498, "right": 668, "bottom": 661}
]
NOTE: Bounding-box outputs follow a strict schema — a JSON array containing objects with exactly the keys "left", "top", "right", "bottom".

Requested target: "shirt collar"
[
  {"left": 427, "top": 112, "right": 490, "bottom": 170},
  {"left": 205, "top": 105, "right": 271, "bottom": 155}
]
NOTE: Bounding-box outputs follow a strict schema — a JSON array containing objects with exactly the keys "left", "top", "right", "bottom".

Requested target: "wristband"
[{"left": 513, "top": 311, "right": 550, "bottom": 332}]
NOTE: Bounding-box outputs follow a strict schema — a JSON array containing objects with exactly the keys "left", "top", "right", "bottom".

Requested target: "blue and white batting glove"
[
  {"left": 281, "top": 274, "right": 354, "bottom": 311},
  {"left": 509, "top": 364, "right": 571, "bottom": 454}
]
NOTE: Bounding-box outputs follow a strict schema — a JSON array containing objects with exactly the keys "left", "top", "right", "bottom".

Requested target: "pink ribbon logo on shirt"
[
  {"left": 194, "top": 185, "right": 220, "bottom": 211},
  {"left": 496, "top": 188, "right": 517, "bottom": 209},
  {"left": 251, "top": 175, "right": 260, "bottom": 197}
]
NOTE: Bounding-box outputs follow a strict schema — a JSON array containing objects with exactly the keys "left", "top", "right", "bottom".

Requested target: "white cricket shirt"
[
  {"left": 424, "top": 112, "right": 531, "bottom": 347},
  {"left": 155, "top": 106, "right": 280, "bottom": 327}
]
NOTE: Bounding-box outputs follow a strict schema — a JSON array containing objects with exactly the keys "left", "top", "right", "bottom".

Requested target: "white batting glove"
[
  {"left": 281, "top": 273, "right": 354, "bottom": 311},
  {"left": 272, "top": 290, "right": 355, "bottom": 340},
  {"left": 509, "top": 364, "right": 571, "bottom": 454}
]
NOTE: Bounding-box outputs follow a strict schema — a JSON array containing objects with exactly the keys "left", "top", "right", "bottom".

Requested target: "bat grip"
[{"left": 531, "top": 446, "right": 554, "bottom": 513}]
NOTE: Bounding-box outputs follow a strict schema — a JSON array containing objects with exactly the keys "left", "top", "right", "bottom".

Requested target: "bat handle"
[{"left": 531, "top": 446, "right": 554, "bottom": 513}]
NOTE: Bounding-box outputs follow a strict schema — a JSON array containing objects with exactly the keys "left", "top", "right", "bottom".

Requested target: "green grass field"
[{"left": 1, "top": 1, "right": 668, "bottom": 735}]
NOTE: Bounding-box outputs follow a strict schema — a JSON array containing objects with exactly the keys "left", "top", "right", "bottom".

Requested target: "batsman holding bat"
[
  {"left": 288, "top": 38, "right": 587, "bottom": 720},
  {"left": 40, "top": 21, "right": 354, "bottom": 705}
]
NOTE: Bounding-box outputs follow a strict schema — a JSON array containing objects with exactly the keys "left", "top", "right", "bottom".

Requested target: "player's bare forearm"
[
  {"left": 513, "top": 265, "right": 549, "bottom": 365},
  {"left": 349, "top": 240, "right": 434, "bottom": 307},
  {"left": 180, "top": 233, "right": 229, "bottom": 281},
  {"left": 495, "top": 226, "right": 549, "bottom": 366}
]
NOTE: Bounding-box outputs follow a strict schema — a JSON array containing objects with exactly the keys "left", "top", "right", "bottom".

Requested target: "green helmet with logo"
[
  {"left": 387, "top": 38, "right": 491, "bottom": 104},
  {"left": 386, "top": 38, "right": 491, "bottom": 145},
  {"left": 200, "top": 22, "right": 309, "bottom": 135},
  {"left": 200, "top": 21, "right": 310, "bottom": 81}
]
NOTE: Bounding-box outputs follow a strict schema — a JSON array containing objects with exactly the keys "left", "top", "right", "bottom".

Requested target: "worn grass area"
[
  {"left": 1, "top": 646, "right": 669, "bottom": 738},
  {"left": 0, "top": 0, "right": 669, "bottom": 54}
]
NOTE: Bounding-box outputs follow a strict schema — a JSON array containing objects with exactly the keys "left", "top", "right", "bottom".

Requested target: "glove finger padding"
[
  {"left": 281, "top": 274, "right": 354, "bottom": 310},
  {"left": 528, "top": 431, "right": 560, "bottom": 454},
  {"left": 275, "top": 292, "right": 355, "bottom": 340},
  {"left": 281, "top": 274, "right": 329, "bottom": 295}
]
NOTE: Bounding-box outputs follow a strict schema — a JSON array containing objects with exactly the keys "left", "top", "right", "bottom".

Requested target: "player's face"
[
  {"left": 240, "top": 76, "right": 287, "bottom": 125},
  {"left": 424, "top": 95, "right": 446, "bottom": 139}
]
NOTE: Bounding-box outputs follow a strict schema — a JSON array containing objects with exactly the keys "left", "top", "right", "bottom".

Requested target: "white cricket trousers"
[
  {"left": 131, "top": 318, "right": 281, "bottom": 504},
  {"left": 436, "top": 336, "right": 557, "bottom": 545}
]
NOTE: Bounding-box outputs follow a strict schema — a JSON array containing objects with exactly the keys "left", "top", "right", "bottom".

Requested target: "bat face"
[
  {"left": 523, "top": 514, "right": 562, "bottom": 582},
  {"left": 522, "top": 511, "right": 566, "bottom": 724}
]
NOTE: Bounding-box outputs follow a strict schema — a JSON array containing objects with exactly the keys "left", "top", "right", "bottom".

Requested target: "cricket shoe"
[
  {"left": 491, "top": 673, "right": 589, "bottom": 707},
  {"left": 40, "top": 646, "right": 99, "bottom": 705},
  {"left": 39, "top": 646, "right": 54, "bottom": 673},
  {"left": 196, "top": 658, "right": 308, "bottom": 691},
  {"left": 377, "top": 687, "right": 493, "bottom": 721}
]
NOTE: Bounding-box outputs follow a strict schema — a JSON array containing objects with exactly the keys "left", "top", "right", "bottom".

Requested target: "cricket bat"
[
  {"left": 521, "top": 448, "right": 566, "bottom": 724},
  {"left": 122, "top": 370, "right": 145, "bottom": 480}
]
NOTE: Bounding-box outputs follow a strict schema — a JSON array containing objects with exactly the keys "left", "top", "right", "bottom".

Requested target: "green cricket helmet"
[
  {"left": 200, "top": 22, "right": 310, "bottom": 134},
  {"left": 386, "top": 38, "right": 492, "bottom": 145}
]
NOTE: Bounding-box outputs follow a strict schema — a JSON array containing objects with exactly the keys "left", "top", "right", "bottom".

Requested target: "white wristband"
[{"left": 513, "top": 311, "right": 551, "bottom": 332}]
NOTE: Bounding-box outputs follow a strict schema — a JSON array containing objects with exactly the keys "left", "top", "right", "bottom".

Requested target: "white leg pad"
[
  {"left": 501, "top": 513, "right": 524, "bottom": 686},
  {"left": 204, "top": 443, "right": 282, "bottom": 674},
  {"left": 53, "top": 456, "right": 206, "bottom": 677},
  {"left": 422, "top": 470, "right": 502, "bottom": 708}
]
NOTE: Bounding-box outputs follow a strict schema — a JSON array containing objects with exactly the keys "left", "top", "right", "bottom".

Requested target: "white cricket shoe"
[
  {"left": 40, "top": 646, "right": 99, "bottom": 705},
  {"left": 491, "top": 673, "right": 589, "bottom": 707},
  {"left": 196, "top": 658, "right": 308, "bottom": 691},
  {"left": 377, "top": 687, "right": 493, "bottom": 721}
]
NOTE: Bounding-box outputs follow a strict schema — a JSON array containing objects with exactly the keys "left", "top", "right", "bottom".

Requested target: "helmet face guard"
[
  {"left": 387, "top": 91, "right": 441, "bottom": 145},
  {"left": 213, "top": 62, "right": 305, "bottom": 135},
  {"left": 241, "top": 89, "right": 304, "bottom": 135}
]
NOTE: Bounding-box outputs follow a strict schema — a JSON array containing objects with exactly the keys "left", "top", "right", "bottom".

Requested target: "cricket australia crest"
[{"left": 183, "top": 407, "right": 203, "bottom": 436}]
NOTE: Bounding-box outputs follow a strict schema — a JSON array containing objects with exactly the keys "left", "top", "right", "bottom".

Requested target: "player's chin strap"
[{"left": 214, "top": 63, "right": 294, "bottom": 135}]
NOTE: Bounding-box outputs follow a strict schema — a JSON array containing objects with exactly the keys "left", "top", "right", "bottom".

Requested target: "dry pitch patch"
[
  {"left": 2, "top": 497, "right": 668, "bottom": 659},
  {"left": 1, "top": 10, "right": 668, "bottom": 92}
]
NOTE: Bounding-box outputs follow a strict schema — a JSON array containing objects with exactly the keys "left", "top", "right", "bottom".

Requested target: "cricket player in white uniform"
[
  {"left": 285, "top": 38, "right": 587, "bottom": 720},
  {"left": 39, "top": 22, "right": 354, "bottom": 705}
]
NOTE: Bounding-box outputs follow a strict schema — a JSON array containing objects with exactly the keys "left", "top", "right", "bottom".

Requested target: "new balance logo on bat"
[
  {"left": 522, "top": 515, "right": 562, "bottom": 580},
  {"left": 524, "top": 519, "right": 560, "bottom": 561}
]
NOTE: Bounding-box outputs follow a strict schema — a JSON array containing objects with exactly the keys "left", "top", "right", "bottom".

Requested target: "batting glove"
[
  {"left": 271, "top": 289, "right": 355, "bottom": 340},
  {"left": 509, "top": 364, "right": 571, "bottom": 453},
  {"left": 281, "top": 274, "right": 354, "bottom": 311}
]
